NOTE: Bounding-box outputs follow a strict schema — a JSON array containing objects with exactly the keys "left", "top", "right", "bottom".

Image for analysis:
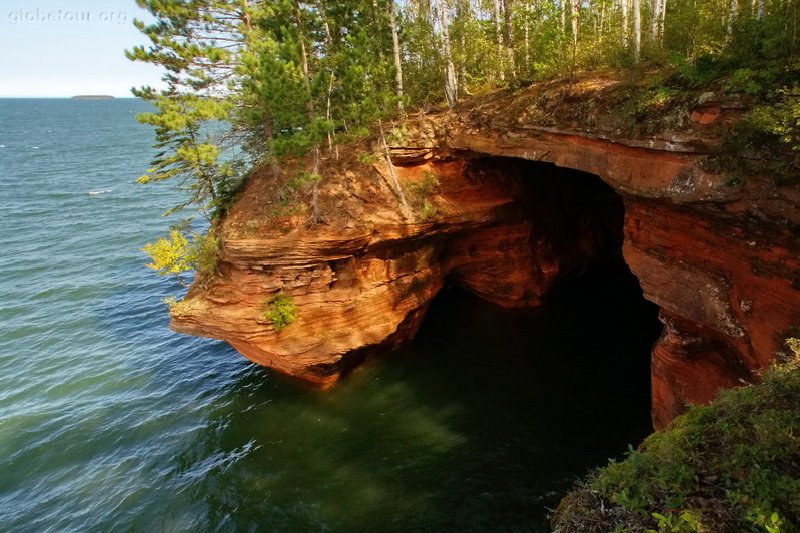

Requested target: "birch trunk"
[
  {"left": 633, "top": 0, "right": 641, "bottom": 62},
  {"left": 571, "top": 0, "right": 579, "bottom": 48},
  {"left": 503, "top": 0, "right": 516, "bottom": 79},
  {"left": 493, "top": 0, "right": 506, "bottom": 81},
  {"left": 388, "top": 0, "right": 405, "bottom": 113},
  {"left": 622, "top": 0, "right": 630, "bottom": 46},
  {"left": 650, "top": 0, "right": 659, "bottom": 40},
  {"left": 728, "top": 0, "right": 739, "bottom": 34},
  {"left": 438, "top": 0, "right": 458, "bottom": 107}
]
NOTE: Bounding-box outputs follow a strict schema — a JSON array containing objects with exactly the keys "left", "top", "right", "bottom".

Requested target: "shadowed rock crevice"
[
  {"left": 443, "top": 157, "right": 629, "bottom": 306},
  {"left": 171, "top": 153, "right": 664, "bottom": 397},
  {"left": 172, "top": 111, "right": 800, "bottom": 428}
]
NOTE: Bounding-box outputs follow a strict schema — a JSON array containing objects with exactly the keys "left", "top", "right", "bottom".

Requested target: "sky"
[{"left": 0, "top": 0, "right": 166, "bottom": 97}]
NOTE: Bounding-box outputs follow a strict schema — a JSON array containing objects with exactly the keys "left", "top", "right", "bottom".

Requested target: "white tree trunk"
[
  {"left": 388, "top": 0, "right": 405, "bottom": 113},
  {"left": 649, "top": 0, "right": 667, "bottom": 43},
  {"left": 571, "top": 0, "right": 579, "bottom": 48},
  {"left": 728, "top": 0, "right": 739, "bottom": 34},
  {"left": 622, "top": 0, "right": 630, "bottom": 46},
  {"left": 600, "top": 0, "right": 606, "bottom": 39},
  {"left": 493, "top": 0, "right": 506, "bottom": 81},
  {"left": 633, "top": 0, "right": 641, "bottom": 61},
  {"left": 649, "top": 0, "right": 659, "bottom": 40},
  {"left": 378, "top": 120, "right": 411, "bottom": 216},
  {"left": 503, "top": 0, "right": 516, "bottom": 79},
  {"left": 438, "top": 0, "right": 458, "bottom": 107},
  {"left": 524, "top": 17, "right": 530, "bottom": 65},
  {"left": 293, "top": 0, "right": 314, "bottom": 117}
]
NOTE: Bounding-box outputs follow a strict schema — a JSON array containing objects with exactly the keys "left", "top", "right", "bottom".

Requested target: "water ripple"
[{"left": 0, "top": 99, "right": 658, "bottom": 532}]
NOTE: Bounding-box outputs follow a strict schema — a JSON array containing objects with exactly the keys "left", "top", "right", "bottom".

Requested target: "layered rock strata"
[
  {"left": 174, "top": 158, "right": 623, "bottom": 385},
  {"left": 172, "top": 82, "right": 800, "bottom": 427}
]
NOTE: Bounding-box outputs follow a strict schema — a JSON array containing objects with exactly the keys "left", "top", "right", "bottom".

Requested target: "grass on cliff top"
[{"left": 552, "top": 341, "right": 800, "bottom": 533}]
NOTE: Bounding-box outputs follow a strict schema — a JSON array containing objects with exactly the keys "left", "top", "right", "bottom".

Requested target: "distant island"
[{"left": 71, "top": 95, "right": 115, "bottom": 100}]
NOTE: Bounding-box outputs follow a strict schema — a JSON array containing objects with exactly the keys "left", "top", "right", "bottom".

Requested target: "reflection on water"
[{"left": 169, "top": 260, "right": 660, "bottom": 531}]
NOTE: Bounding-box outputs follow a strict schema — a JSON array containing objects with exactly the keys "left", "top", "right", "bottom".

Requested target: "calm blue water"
[{"left": 0, "top": 99, "right": 659, "bottom": 531}]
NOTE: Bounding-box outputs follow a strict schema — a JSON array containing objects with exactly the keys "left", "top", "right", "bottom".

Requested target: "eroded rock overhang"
[
  {"left": 439, "top": 109, "right": 800, "bottom": 428},
  {"left": 171, "top": 95, "right": 800, "bottom": 429}
]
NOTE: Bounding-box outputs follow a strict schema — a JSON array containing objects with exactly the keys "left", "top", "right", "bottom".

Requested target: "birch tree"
[
  {"left": 633, "top": 0, "right": 641, "bottom": 61},
  {"left": 728, "top": 0, "right": 739, "bottom": 34},
  {"left": 650, "top": 0, "right": 666, "bottom": 44},
  {"left": 388, "top": 1, "right": 405, "bottom": 112},
  {"left": 571, "top": 0, "right": 580, "bottom": 48},
  {"left": 503, "top": 0, "right": 517, "bottom": 80},
  {"left": 621, "top": 0, "right": 630, "bottom": 47},
  {"left": 493, "top": 0, "right": 506, "bottom": 81},
  {"left": 437, "top": 0, "right": 458, "bottom": 107}
]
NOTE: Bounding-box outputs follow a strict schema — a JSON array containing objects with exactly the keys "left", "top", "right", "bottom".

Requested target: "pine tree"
[{"left": 127, "top": 0, "right": 249, "bottom": 215}]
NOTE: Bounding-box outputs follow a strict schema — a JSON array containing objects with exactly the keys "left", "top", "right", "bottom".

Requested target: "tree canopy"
[{"left": 128, "top": 0, "right": 800, "bottom": 218}]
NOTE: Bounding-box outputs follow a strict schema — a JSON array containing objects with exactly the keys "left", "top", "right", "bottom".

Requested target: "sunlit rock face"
[
  {"left": 172, "top": 157, "right": 623, "bottom": 386},
  {"left": 623, "top": 199, "right": 800, "bottom": 428},
  {"left": 173, "top": 89, "right": 800, "bottom": 428}
]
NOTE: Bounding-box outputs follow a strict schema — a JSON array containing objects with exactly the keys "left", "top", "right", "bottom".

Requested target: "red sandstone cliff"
[{"left": 171, "top": 76, "right": 800, "bottom": 428}]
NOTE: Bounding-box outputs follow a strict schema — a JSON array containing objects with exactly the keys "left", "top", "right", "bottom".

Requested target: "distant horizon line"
[{"left": 0, "top": 96, "right": 141, "bottom": 99}]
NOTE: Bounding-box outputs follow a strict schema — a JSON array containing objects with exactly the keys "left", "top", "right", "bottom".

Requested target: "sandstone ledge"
[{"left": 172, "top": 85, "right": 800, "bottom": 428}]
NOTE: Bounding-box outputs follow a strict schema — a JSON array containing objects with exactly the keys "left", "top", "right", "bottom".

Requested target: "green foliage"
[
  {"left": 418, "top": 199, "right": 438, "bottom": 221},
  {"left": 134, "top": 99, "right": 232, "bottom": 211},
  {"left": 161, "top": 294, "right": 187, "bottom": 314},
  {"left": 357, "top": 151, "right": 379, "bottom": 165},
  {"left": 748, "top": 88, "right": 800, "bottom": 179},
  {"left": 787, "top": 337, "right": 800, "bottom": 359},
  {"left": 263, "top": 293, "right": 297, "bottom": 331},
  {"left": 386, "top": 125, "right": 410, "bottom": 145},
  {"left": 555, "top": 340, "right": 800, "bottom": 532},
  {"left": 128, "top": 1, "right": 247, "bottom": 217},
  {"left": 648, "top": 510, "right": 703, "bottom": 533},
  {"left": 129, "top": 0, "right": 800, "bottom": 225},
  {"left": 408, "top": 171, "right": 440, "bottom": 220},
  {"left": 706, "top": 96, "right": 800, "bottom": 186},
  {"left": 142, "top": 225, "right": 219, "bottom": 283},
  {"left": 131, "top": 0, "right": 408, "bottom": 220},
  {"left": 410, "top": 171, "right": 440, "bottom": 197},
  {"left": 192, "top": 230, "right": 221, "bottom": 279},
  {"left": 142, "top": 228, "right": 193, "bottom": 277},
  {"left": 288, "top": 171, "right": 323, "bottom": 190}
]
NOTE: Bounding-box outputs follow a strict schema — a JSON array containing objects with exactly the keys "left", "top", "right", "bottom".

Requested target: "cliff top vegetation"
[{"left": 128, "top": 0, "right": 800, "bottom": 223}]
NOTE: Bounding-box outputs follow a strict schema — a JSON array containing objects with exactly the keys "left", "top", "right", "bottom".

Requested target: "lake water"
[{"left": 0, "top": 98, "right": 660, "bottom": 531}]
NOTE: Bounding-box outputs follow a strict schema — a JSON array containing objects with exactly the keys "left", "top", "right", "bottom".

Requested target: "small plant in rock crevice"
[
  {"left": 357, "top": 151, "right": 379, "bottom": 166},
  {"left": 263, "top": 293, "right": 297, "bottom": 331},
  {"left": 409, "top": 170, "right": 440, "bottom": 220}
]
